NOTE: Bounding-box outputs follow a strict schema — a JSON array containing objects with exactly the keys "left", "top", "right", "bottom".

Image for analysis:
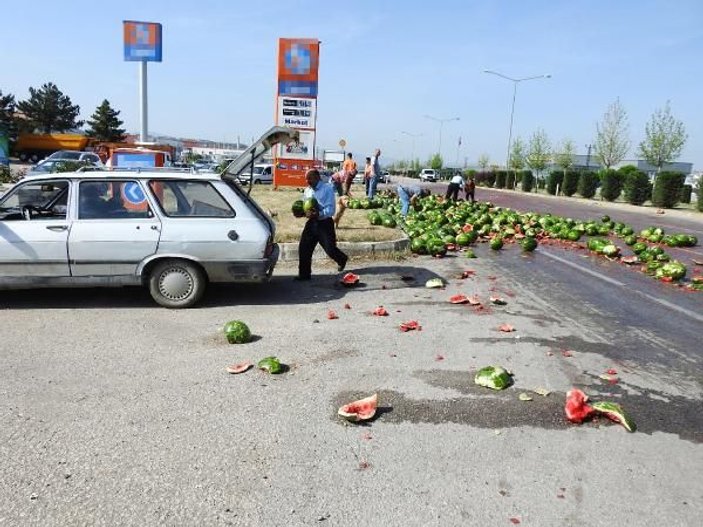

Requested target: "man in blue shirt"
[
  {"left": 296, "top": 169, "right": 348, "bottom": 280},
  {"left": 397, "top": 184, "right": 430, "bottom": 216},
  {"left": 367, "top": 148, "right": 382, "bottom": 199}
]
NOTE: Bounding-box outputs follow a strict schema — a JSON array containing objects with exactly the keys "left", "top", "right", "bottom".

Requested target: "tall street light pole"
[
  {"left": 483, "top": 70, "right": 551, "bottom": 170},
  {"left": 423, "top": 115, "right": 459, "bottom": 162}
]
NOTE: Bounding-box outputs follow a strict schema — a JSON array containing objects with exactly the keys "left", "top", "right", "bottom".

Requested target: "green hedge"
[
  {"left": 600, "top": 169, "right": 624, "bottom": 201},
  {"left": 563, "top": 170, "right": 579, "bottom": 197},
  {"left": 506, "top": 171, "right": 516, "bottom": 189},
  {"left": 546, "top": 170, "right": 563, "bottom": 195},
  {"left": 578, "top": 171, "right": 598, "bottom": 198},
  {"left": 622, "top": 170, "right": 650, "bottom": 205},
  {"left": 652, "top": 171, "right": 685, "bottom": 208},
  {"left": 495, "top": 170, "right": 507, "bottom": 189},
  {"left": 537, "top": 177, "right": 546, "bottom": 190},
  {"left": 680, "top": 184, "right": 692, "bottom": 204},
  {"left": 520, "top": 170, "right": 534, "bottom": 192},
  {"left": 698, "top": 182, "right": 703, "bottom": 212}
]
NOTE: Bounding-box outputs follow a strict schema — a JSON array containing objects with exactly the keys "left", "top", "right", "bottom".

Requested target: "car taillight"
[{"left": 264, "top": 235, "right": 274, "bottom": 257}]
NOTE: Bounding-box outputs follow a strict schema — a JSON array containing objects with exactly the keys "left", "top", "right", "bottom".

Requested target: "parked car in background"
[
  {"left": 420, "top": 169, "right": 438, "bottom": 182},
  {"left": 380, "top": 171, "right": 391, "bottom": 184},
  {"left": 46, "top": 150, "right": 103, "bottom": 165},
  {"left": 237, "top": 163, "right": 273, "bottom": 185},
  {"left": 28, "top": 158, "right": 101, "bottom": 176}
]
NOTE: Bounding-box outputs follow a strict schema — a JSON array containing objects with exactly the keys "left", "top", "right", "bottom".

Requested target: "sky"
[{"left": 3, "top": 0, "right": 703, "bottom": 168}]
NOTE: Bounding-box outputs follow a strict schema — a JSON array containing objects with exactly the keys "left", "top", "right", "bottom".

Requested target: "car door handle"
[
  {"left": 46, "top": 225, "right": 68, "bottom": 232},
  {"left": 228, "top": 230, "right": 239, "bottom": 241}
]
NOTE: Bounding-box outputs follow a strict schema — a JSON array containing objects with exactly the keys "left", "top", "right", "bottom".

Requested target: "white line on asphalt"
[{"left": 541, "top": 251, "right": 703, "bottom": 323}]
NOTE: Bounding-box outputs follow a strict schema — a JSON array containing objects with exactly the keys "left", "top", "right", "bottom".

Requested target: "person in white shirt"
[{"left": 445, "top": 171, "right": 465, "bottom": 201}]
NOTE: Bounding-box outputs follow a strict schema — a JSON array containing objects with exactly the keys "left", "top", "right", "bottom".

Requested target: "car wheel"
[
  {"left": 148, "top": 259, "right": 207, "bottom": 308},
  {"left": 254, "top": 179, "right": 262, "bottom": 184},
  {"left": 29, "top": 153, "right": 40, "bottom": 163}
]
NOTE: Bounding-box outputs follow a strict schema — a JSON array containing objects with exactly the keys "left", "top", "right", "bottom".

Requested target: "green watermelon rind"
[
  {"left": 592, "top": 401, "right": 636, "bottom": 432},
  {"left": 474, "top": 366, "right": 512, "bottom": 390}
]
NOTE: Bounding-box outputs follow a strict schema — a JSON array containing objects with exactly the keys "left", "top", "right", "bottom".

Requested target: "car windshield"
[
  {"left": 253, "top": 166, "right": 265, "bottom": 175},
  {"left": 50, "top": 151, "right": 81, "bottom": 160},
  {"left": 0, "top": 180, "right": 69, "bottom": 214}
]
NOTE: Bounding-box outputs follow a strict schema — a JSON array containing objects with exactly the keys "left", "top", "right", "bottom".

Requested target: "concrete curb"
[{"left": 278, "top": 234, "right": 410, "bottom": 262}]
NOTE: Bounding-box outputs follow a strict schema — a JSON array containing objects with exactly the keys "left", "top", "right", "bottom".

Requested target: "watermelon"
[
  {"left": 341, "top": 272, "right": 360, "bottom": 286},
  {"left": 601, "top": 215, "right": 611, "bottom": 223},
  {"left": 464, "top": 249, "right": 477, "bottom": 258},
  {"left": 382, "top": 216, "right": 397, "bottom": 228},
  {"left": 425, "top": 278, "right": 445, "bottom": 288},
  {"left": 338, "top": 393, "right": 379, "bottom": 422},
  {"left": 624, "top": 235, "right": 637, "bottom": 246},
  {"left": 456, "top": 233, "right": 471, "bottom": 246},
  {"left": 224, "top": 320, "right": 251, "bottom": 344},
  {"left": 410, "top": 238, "right": 427, "bottom": 254},
  {"left": 302, "top": 197, "right": 318, "bottom": 213},
  {"left": 521, "top": 237, "right": 537, "bottom": 252},
  {"left": 474, "top": 366, "right": 512, "bottom": 390},
  {"left": 601, "top": 244, "right": 620, "bottom": 257},
  {"left": 654, "top": 261, "right": 686, "bottom": 281},
  {"left": 490, "top": 238, "right": 503, "bottom": 250},
  {"left": 257, "top": 356, "right": 283, "bottom": 374},
  {"left": 226, "top": 362, "right": 253, "bottom": 374},
  {"left": 591, "top": 401, "right": 636, "bottom": 432},
  {"left": 372, "top": 306, "right": 389, "bottom": 316},
  {"left": 632, "top": 242, "right": 647, "bottom": 254},
  {"left": 449, "top": 294, "right": 469, "bottom": 304},
  {"left": 564, "top": 388, "right": 595, "bottom": 423},
  {"left": 291, "top": 200, "right": 305, "bottom": 218}
]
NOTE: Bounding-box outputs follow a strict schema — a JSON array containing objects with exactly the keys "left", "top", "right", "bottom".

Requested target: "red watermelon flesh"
[
  {"left": 399, "top": 320, "right": 421, "bottom": 332},
  {"left": 226, "top": 362, "right": 253, "bottom": 374},
  {"left": 338, "top": 393, "right": 379, "bottom": 422},
  {"left": 373, "top": 306, "right": 389, "bottom": 316},
  {"left": 564, "top": 388, "right": 595, "bottom": 423},
  {"left": 341, "top": 272, "right": 360, "bottom": 285},
  {"left": 449, "top": 294, "right": 469, "bottom": 304}
]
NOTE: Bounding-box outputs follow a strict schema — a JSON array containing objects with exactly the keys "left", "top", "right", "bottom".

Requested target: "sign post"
[
  {"left": 123, "top": 21, "right": 163, "bottom": 143},
  {"left": 273, "top": 38, "right": 320, "bottom": 186}
]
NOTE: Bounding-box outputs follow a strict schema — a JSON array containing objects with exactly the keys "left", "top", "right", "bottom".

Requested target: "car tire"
[
  {"left": 148, "top": 259, "right": 207, "bottom": 308},
  {"left": 254, "top": 179, "right": 262, "bottom": 184}
]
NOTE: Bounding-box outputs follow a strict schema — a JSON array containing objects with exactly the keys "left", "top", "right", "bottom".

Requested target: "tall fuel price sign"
[{"left": 273, "top": 38, "right": 320, "bottom": 187}]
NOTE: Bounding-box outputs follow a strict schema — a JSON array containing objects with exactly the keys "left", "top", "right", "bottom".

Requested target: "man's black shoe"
[
  {"left": 294, "top": 275, "right": 311, "bottom": 281},
  {"left": 337, "top": 257, "right": 348, "bottom": 273}
]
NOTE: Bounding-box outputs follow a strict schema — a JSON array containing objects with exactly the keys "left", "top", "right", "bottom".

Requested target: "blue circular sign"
[{"left": 123, "top": 182, "right": 146, "bottom": 205}]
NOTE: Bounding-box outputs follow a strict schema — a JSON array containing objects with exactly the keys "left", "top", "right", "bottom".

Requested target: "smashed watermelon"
[
  {"left": 474, "top": 366, "right": 512, "bottom": 390},
  {"left": 564, "top": 388, "right": 595, "bottom": 423},
  {"left": 338, "top": 393, "right": 378, "bottom": 422},
  {"left": 449, "top": 294, "right": 469, "bottom": 304},
  {"left": 226, "top": 362, "right": 253, "bottom": 374},
  {"left": 341, "top": 272, "right": 360, "bottom": 286}
]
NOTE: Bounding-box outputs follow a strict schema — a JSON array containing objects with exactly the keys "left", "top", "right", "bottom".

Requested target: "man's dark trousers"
[{"left": 298, "top": 217, "right": 348, "bottom": 278}]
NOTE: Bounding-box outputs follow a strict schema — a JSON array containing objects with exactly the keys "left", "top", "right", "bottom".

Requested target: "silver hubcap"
[{"left": 158, "top": 267, "right": 194, "bottom": 300}]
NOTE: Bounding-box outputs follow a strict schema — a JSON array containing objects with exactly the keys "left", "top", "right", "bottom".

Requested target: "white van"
[{"left": 238, "top": 164, "right": 273, "bottom": 185}]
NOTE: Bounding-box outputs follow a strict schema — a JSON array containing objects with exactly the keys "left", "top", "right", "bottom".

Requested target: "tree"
[
  {"left": 554, "top": 138, "right": 576, "bottom": 176},
  {"left": 429, "top": 153, "right": 443, "bottom": 170},
  {"left": 594, "top": 98, "right": 630, "bottom": 169},
  {"left": 17, "top": 82, "right": 83, "bottom": 133},
  {"left": 0, "top": 89, "right": 15, "bottom": 135},
  {"left": 85, "top": 99, "right": 126, "bottom": 142},
  {"left": 638, "top": 101, "right": 688, "bottom": 173},
  {"left": 477, "top": 153, "right": 490, "bottom": 170},
  {"left": 525, "top": 129, "right": 551, "bottom": 179},
  {"left": 509, "top": 137, "right": 525, "bottom": 173}
]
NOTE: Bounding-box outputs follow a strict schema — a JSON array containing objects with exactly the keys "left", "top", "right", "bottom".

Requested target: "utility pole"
[{"left": 585, "top": 144, "right": 592, "bottom": 170}]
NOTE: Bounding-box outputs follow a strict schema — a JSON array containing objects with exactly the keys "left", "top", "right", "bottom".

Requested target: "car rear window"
[{"left": 149, "top": 180, "right": 235, "bottom": 217}]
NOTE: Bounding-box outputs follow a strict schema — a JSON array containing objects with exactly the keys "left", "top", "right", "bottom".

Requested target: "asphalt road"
[{"left": 1, "top": 239, "right": 701, "bottom": 525}]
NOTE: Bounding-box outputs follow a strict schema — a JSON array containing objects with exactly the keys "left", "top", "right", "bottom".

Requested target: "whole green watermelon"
[{"left": 224, "top": 320, "right": 251, "bottom": 344}]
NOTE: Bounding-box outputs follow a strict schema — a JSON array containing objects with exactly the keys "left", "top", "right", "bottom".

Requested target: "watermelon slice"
[
  {"left": 498, "top": 323, "right": 515, "bottom": 332},
  {"left": 258, "top": 356, "right": 283, "bottom": 374},
  {"left": 490, "top": 296, "right": 507, "bottom": 305},
  {"left": 467, "top": 295, "right": 481, "bottom": 306},
  {"left": 341, "top": 272, "right": 360, "bottom": 286},
  {"left": 591, "top": 401, "right": 636, "bottom": 432},
  {"left": 327, "top": 310, "right": 339, "bottom": 320},
  {"left": 425, "top": 278, "right": 445, "bottom": 289},
  {"left": 564, "top": 388, "right": 595, "bottom": 423},
  {"left": 460, "top": 270, "right": 476, "bottom": 279},
  {"left": 449, "top": 294, "right": 469, "bottom": 304},
  {"left": 373, "top": 306, "right": 389, "bottom": 316},
  {"left": 338, "top": 393, "right": 379, "bottom": 422},
  {"left": 226, "top": 362, "right": 252, "bottom": 374},
  {"left": 399, "top": 320, "right": 421, "bottom": 332}
]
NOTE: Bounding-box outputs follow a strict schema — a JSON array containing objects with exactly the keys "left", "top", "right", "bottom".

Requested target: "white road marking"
[{"left": 540, "top": 250, "right": 703, "bottom": 323}]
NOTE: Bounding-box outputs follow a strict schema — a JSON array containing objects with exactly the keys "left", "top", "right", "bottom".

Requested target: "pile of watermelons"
[{"left": 354, "top": 195, "right": 699, "bottom": 286}]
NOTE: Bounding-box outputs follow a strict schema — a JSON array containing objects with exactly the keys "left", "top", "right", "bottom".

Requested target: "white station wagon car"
[
  {"left": 0, "top": 126, "right": 298, "bottom": 308},
  {"left": 0, "top": 170, "right": 279, "bottom": 307}
]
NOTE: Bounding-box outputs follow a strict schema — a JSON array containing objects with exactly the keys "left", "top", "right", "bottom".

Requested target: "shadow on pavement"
[{"left": 0, "top": 264, "right": 441, "bottom": 310}]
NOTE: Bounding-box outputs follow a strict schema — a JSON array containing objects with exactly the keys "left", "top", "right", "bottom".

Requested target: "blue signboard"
[
  {"left": 123, "top": 21, "right": 163, "bottom": 62},
  {"left": 123, "top": 182, "right": 147, "bottom": 205}
]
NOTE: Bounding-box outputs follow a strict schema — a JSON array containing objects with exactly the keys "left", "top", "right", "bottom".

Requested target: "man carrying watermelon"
[
  {"left": 397, "top": 184, "right": 430, "bottom": 217},
  {"left": 296, "top": 169, "right": 349, "bottom": 281}
]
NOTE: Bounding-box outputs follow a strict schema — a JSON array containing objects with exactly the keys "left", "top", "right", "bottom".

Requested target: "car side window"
[
  {"left": 149, "top": 180, "right": 235, "bottom": 217},
  {"left": 0, "top": 180, "right": 69, "bottom": 220},
  {"left": 78, "top": 180, "right": 153, "bottom": 220}
]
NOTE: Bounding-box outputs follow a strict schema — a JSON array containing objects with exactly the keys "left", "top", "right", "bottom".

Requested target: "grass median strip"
[{"left": 249, "top": 186, "right": 402, "bottom": 243}]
